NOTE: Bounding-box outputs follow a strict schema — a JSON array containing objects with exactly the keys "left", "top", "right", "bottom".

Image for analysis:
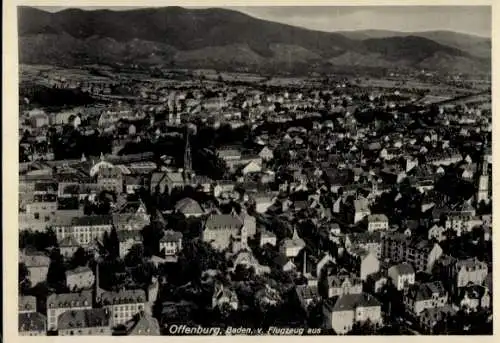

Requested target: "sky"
[{"left": 33, "top": 6, "right": 492, "bottom": 37}]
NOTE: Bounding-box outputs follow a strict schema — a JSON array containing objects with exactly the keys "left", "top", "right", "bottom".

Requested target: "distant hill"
[
  {"left": 18, "top": 6, "right": 490, "bottom": 74},
  {"left": 337, "top": 29, "right": 491, "bottom": 59}
]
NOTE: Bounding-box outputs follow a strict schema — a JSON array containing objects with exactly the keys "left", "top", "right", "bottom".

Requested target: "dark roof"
[
  {"left": 19, "top": 312, "right": 47, "bottom": 332},
  {"left": 205, "top": 214, "right": 242, "bottom": 231},
  {"left": 19, "top": 295, "right": 37, "bottom": 312},
  {"left": 47, "top": 291, "right": 92, "bottom": 309},
  {"left": 58, "top": 308, "right": 110, "bottom": 330},
  {"left": 99, "top": 289, "right": 146, "bottom": 306},
  {"left": 72, "top": 215, "right": 113, "bottom": 226}
]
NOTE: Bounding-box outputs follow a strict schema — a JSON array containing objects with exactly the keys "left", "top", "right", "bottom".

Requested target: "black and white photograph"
[{"left": 10, "top": 1, "right": 493, "bottom": 337}]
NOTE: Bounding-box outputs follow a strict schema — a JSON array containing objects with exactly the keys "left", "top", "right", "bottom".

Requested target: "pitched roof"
[
  {"left": 19, "top": 312, "right": 47, "bottom": 332},
  {"left": 160, "top": 230, "right": 183, "bottom": 243},
  {"left": 408, "top": 281, "right": 446, "bottom": 301},
  {"left": 174, "top": 197, "right": 204, "bottom": 215},
  {"left": 59, "top": 235, "right": 80, "bottom": 247},
  {"left": 324, "top": 293, "right": 381, "bottom": 312},
  {"left": 205, "top": 214, "right": 243, "bottom": 231},
  {"left": 124, "top": 311, "right": 160, "bottom": 335},
  {"left": 99, "top": 289, "right": 146, "bottom": 306},
  {"left": 65, "top": 266, "right": 93, "bottom": 277},
  {"left": 20, "top": 252, "right": 51, "bottom": 268},
  {"left": 71, "top": 215, "right": 113, "bottom": 227},
  {"left": 19, "top": 295, "right": 37, "bottom": 312},
  {"left": 58, "top": 308, "right": 110, "bottom": 330},
  {"left": 47, "top": 291, "right": 93, "bottom": 309},
  {"left": 389, "top": 263, "right": 415, "bottom": 276}
]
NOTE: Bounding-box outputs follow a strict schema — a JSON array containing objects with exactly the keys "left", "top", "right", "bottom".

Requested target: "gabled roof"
[{"left": 324, "top": 293, "right": 381, "bottom": 312}]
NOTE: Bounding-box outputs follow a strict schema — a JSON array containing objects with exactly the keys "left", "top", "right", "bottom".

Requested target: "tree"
[
  {"left": 19, "top": 263, "right": 31, "bottom": 293},
  {"left": 124, "top": 244, "right": 145, "bottom": 267},
  {"left": 46, "top": 249, "right": 68, "bottom": 292},
  {"left": 69, "top": 247, "right": 90, "bottom": 269},
  {"left": 109, "top": 227, "right": 120, "bottom": 257}
]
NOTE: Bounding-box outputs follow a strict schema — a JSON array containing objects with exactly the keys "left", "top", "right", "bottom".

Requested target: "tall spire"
[{"left": 184, "top": 126, "right": 192, "bottom": 175}]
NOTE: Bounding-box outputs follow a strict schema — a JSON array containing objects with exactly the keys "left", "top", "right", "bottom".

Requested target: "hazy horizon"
[{"left": 30, "top": 5, "right": 492, "bottom": 38}]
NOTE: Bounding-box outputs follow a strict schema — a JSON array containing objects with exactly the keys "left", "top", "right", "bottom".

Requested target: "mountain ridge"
[{"left": 18, "top": 6, "right": 491, "bottom": 74}]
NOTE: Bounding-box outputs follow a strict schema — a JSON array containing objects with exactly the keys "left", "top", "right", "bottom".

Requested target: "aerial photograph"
[{"left": 17, "top": 5, "right": 492, "bottom": 336}]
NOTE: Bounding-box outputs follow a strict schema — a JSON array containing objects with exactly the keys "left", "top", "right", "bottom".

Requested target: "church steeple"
[{"left": 183, "top": 126, "right": 193, "bottom": 182}]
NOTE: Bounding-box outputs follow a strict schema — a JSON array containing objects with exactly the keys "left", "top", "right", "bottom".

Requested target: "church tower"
[
  {"left": 183, "top": 126, "right": 193, "bottom": 182},
  {"left": 477, "top": 139, "right": 490, "bottom": 205}
]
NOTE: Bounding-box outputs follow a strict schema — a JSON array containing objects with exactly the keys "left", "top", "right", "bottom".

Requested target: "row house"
[
  {"left": 20, "top": 251, "right": 50, "bottom": 286},
  {"left": 202, "top": 214, "right": 245, "bottom": 251},
  {"left": 387, "top": 263, "right": 416, "bottom": 291},
  {"left": 404, "top": 281, "right": 448, "bottom": 316},
  {"left": 54, "top": 215, "right": 113, "bottom": 247},
  {"left": 97, "top": 289, "right": 147, "bottom": 328},
  {"left": 58, "top": 308, "right": 111, "bottom": 336},
  {"left": 19, "top": 312, "right": 47, "bottom": 336},
  {"left": 444, "top": 214, "right": 483, "bottom": 237},
  {"left": 65, "top": 266, "right": 95, "bottom": 291},
  {"left": 383, "top": 234, "right": 443, "bottom": 273},
  {"left": 46, "top": 291, "right": 93, "bottom": 331},
  {"left": 323, "top": 293, "right": 382, "bottom": 335}
]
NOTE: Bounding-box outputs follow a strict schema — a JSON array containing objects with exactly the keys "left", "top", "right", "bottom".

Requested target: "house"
[
  {"left": 150, "top": 172, "right": 185, "bottom": 194},
  {"left": 345, "top": 232, "right": 382, "bottom": 259},
  {"left": 112, "top": 212, "right": 150, "bottom": 232},
  {"left": 324, "top": 273, "right": 363, "bottom": 298},
  {"left": 252, "top": 192, "right": 275, "bottom": 213},
  {"left": 353, "top": 197, "right": 371, "bottom": 223},
  {"left": 404, "top": 281, "right": 448, "bottom": 315},
  {"left": 216, "top": 148, "right": 242, "bottom": 163},
  {"left": 428, "top": 224, "right": 447, "bottom": 242},
  {"left": 19, "top": 251, "right": 51, "bottom": 286},
  {"left": 98, "top": 289, "right": 147, "bottom": 327},
  {"left": 445, "top": 214, "right": 483, "bottom": 237},
  {"left": 19, "top": 295, "right": 37, "bottom": 313},
  {"left": 279, "top": 228, "right": 306, "bottom": 258},
  {"left": 59, "top": 235, "right": 80, "bottom": 258},
  {"left": 231, "top": 250, "right": 270, "bottom": 275},
  {"left": 19, "top": 312, "right": 47, "bottom": 336},
  {"left": 351, "top": 250, "right": 380, "bottom": 281},
  {"left": 65, "top": 266, "right": 95, "bottom": 291},
  {"left": 46, "top": 291, "right": 93, "bottom": 331},
  {"left": 419, "top": 305, "right": 456, "bottom": 334},
  {"left": 212, "top": 282, "right": 239, "bottom": 311},
  {"left": 323, "top": 293, "right": 382, "bottom": 334},
  {"left": 117, "top": 230, "right": 143, "bottom": 258},
  {"left": 454, "top": 258, "right": 488, "bottom": 289},
  {"left": 365, "top": 272, "right": 389, "bottom": 294},
  {"left": 388, "top": 263, "right": 415, "bottom": 291},
  {"left": 241, "top": 160, "right": 262, "bottom": 175},
  {"left": 58, "top": 308, "right": 111, "bottom": 336},
  {"left": 273, "top": 254, "right": 296, "bottom": 272},
  {"left": 259, "top": 146, "right": 274, "bottom": 161},
  {"left": 159, "top": 230, "right": 183, "bottom": 257},
  {"left": 367, "top": 214, "right": 389, "bottom": 232},
  {"left": 202, "top": 214, "right": 243, "bottom": 251},
  {"left": 96, "top": 165, "right": 124, "bottom": 194},
  {"left": 456, "top": 285, "right": 491, "bottom": 312},
  {"left": 120, "top": 311, "right": 160, "bottom": 335},
  {"left": 383, "top": 234, "right": 443, "bottom": 273},
  {"left": 259, "top": 229, "right": 277, "bottom": 247},
  {"left": 54, "top": 215, "right": 113, "bottom": 247},
  {"left": 174, "top": 198, "right": 204, "bottom": 217},
  {"left": 296, "top": 284, "right": 320, "bottom": 310}
]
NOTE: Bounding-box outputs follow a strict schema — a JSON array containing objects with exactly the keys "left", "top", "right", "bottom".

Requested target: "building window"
[{"left": 34, "top": 213, "right": 40, "bottom": 220}]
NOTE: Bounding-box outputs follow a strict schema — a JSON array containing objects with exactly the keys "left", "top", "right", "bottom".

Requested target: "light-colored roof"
[{"left": 174, "top": 198, "right": 204, "bottom": 215}]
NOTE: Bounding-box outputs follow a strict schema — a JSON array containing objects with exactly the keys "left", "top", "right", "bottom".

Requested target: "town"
[{"left": 18, "top": 60, "right": 492, "bottom": 336}]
